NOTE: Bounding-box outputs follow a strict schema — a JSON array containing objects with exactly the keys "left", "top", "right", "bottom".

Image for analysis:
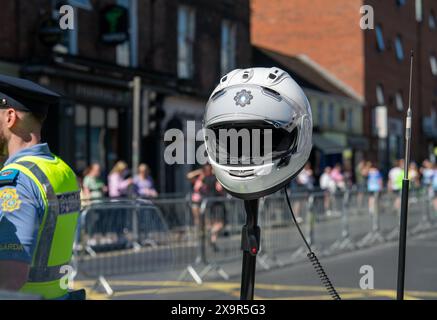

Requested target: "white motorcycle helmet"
[{"left": 203, "top": 67, "right": 313, "bottom": 200}]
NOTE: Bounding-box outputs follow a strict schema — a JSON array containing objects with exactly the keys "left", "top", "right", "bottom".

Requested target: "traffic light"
[{"left": 143, "top": 91, "right": 165, "bottom": 137}]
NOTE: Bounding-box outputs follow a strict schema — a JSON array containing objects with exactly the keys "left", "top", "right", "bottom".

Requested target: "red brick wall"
[
  {"left": 364, "top": 0, "right": 436, "bottom": 162},
  {"left": 251, "top": 0, "right": 365, "bottom": 97}
]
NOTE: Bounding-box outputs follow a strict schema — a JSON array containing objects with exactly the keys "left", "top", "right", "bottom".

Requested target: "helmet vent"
[
  {"left": 262, "top": 87, "right": 282, "bottom": 101},
  {"left": 241, "top": 69, "right": 254, "bottom": 82},
  {"left": 211, "top": 89, "right": 226, "bottom": 101}
]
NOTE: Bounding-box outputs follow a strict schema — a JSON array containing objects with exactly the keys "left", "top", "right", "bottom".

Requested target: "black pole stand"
[
  {"left": 396, "top": 50, "right": 414, "bottom": 300},
  {"left": 240, "top": 199, "right": 260, "bottom": 300}
]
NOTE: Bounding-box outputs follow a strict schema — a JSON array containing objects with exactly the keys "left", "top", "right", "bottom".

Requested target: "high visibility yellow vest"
[{"left": 2, "top": 155, "right": 81, "bottom": 299}]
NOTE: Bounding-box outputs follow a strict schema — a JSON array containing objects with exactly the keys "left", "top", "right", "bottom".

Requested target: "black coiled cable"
[
  {"left": 284, "top": 187, "right": 341, "bottom": 300},
  {"left": 307, "top": 252, "right": 341, "bottom": 300}
]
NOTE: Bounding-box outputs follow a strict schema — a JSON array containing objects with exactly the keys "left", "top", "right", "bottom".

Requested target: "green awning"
[{"left": 313, "top": 133, "right": 345, "bottom": 155}]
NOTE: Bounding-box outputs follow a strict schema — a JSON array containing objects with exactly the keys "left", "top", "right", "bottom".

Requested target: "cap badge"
[{"left": 234, "top": 90, "right": 253, "bottom": 107}]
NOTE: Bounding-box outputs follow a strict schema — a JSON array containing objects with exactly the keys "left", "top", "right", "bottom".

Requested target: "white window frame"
[
  {"left": 376, "top": 84, "right": 385, "bottom": 105},
  {"left": 430, "top": 55, "right": 437, "bottom": 75},
  {"left": 395, "top": 91, "right": 404, "bottom": 111},
  {"left": 177, "top": 6, "right": 196, "bottom": 79}
]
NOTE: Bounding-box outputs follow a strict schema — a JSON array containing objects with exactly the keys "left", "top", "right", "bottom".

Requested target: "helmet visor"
[{"left": 204, "top": 120, "right": 298, "bottom": 167}]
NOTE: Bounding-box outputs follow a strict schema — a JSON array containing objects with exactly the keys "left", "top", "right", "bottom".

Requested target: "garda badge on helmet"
[{"left": 234, "top": 90, "right": 253, "bottom": 107}]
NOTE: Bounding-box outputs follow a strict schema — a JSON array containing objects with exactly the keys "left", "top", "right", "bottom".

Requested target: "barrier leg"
[
  {"left": 358, "top": 192, "right": 385, "bottom": 248},
  {"left": 256, "top": 198, "right": 284, "bottom": 270},
  {"left": 178, "top": 199, "right": 229, "bottom": 284},
  {"left": 325, "top": 191, "right": 356, "bottom": 255},
  {"left": 90, "top": 276, "right": 114, "bottom": 296},
  {"left": 411, "top": 189, "right": 434, "bottom": 234}
]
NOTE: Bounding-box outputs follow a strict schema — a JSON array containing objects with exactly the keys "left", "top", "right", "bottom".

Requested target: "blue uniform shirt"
[{"left": 0, "top": 144, "right": 54, "bottom": 263}]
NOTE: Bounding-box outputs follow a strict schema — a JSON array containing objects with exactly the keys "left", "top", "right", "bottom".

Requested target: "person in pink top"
[
  {"left": 108, "top": 160, "right": 133, "bottom": 198},
  {"left": 330, "top": 163, "right": 345, "bottom": 191}
]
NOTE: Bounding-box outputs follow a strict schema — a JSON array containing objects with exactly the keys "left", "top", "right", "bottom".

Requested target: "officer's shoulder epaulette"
[{"left": 0, "top": 168, "right": 20, "bottom": 186}]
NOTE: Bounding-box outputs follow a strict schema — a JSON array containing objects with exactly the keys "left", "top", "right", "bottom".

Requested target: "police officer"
[{"left": 0, "top": 75, "right": 82, "bottom": 299}]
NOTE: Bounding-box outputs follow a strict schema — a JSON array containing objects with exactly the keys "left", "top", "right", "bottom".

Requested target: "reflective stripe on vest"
[{"left": 2, "top": 155, "right": 80, "bottom": 299}]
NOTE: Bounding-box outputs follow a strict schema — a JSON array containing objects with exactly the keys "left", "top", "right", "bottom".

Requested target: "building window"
[
  {"left": 395, "top": 91, "right": 404, "bottom": 111},
  {"left": 376, "top": 84, "right": 385, "bottom": 105},
  {"left": 371, "top": 108, "right": 377, "bottom": 136},
  {"left": 430, "top": 10, "right": 436, "bottom": 29},
  {"left": 221, "top": 20, "right": 237, "bottom": 76},
  {"left": 317, "top": 101, "right": 324, "bottom": 127},
  {"left": 396, "top": 0, "right": 406, "bottom": 7},
  {"left": 347, "top": 109, "right": 353, "bottom": 131},
  {"left": 328, "top": 103, "right": 335, "bottom": 128},
  {"left": 416, "top": 0, "right": 423, "bottom": 22},
  {"left": 375, "top": 25, "right": 385, "bottom": 52},
  {"left": 430, "top": 55, "right": 437, "bottom": 75},
  {"left": 75, "top": 105, "right": 120, "bottom": 173},
  {"left": 394, "top": 35, "right": 405, "bottom": 61},
  {"left": 177, "top": 6, "right": 196, "bottom": 79}
]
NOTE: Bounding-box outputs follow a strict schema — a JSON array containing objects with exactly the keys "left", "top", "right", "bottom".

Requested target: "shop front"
[{"left": 22, "top": 67, "right": 132, "bottom": 177}]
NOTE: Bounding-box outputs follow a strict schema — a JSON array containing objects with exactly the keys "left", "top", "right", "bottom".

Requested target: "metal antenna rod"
[
  {"left": 404, "top": 51, "right": 414, "bottom": 177},
  {"left": 396, "top": 50, "right": 414, "bottom": 300}
]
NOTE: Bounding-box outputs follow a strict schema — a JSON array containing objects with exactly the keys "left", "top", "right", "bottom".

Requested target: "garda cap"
[{"left": 0, "top": 74, "right": 60, "bottom": 115}]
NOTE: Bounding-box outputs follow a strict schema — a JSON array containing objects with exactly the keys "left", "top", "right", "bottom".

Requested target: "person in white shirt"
[{"left": 319, "top": 166, "right": 336, "bottom": 215}]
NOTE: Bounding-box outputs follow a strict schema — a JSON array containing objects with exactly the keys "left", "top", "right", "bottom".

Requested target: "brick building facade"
[
  {"left": 0, "top": 0, "right": 251, "bottom": 193},
  {"left": 252, "top": 0, "right": 437, "bottom": 173}
]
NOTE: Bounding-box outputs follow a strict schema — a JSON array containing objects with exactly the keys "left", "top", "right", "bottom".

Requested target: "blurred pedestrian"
[
  {"left": 297, "top": 163, "right": 315, "bottom": 191},
  {"left": 409, "top": 162, "right": 420, "bottom": 189},
  {"left": 357, "top": 160, "right": 370, "bottom": 207},
  {"left": 82, "top": 163, "right": 107, "bottom": 201},
  {"left": 367, "top": 162, "right": 383, "bottom": 215},
  {"left": 320, "top": 166, "right": 336, "bottom": 215},
  {"left": 188, "top": 168, "right": 204, "bottom": 227},
  {"left": 108, "top": 160, "right": 133, "bottom": 198},
  {"left": 193, "top": 164, "right": 225, "bottom": 252},
  {"left": 292, "top": 163, "right": 314, "bottom": 223},
  {"left": 355, "top": 160, "right": 367, "bottom": 191},
  {"left": 331, "top": 163, "right": 345, "bottom": 191},
  {"left": 421, "top": 159, "right": 434, "bottom": 194},
  {"left": 134, "top": 163, "right": 158, "bottom": 198},
  {"left": 388, "top": 159, "right": 403, "bottom": 212},
  {"left": 432, "top": 163, "right": 437, "bottom": 212}
]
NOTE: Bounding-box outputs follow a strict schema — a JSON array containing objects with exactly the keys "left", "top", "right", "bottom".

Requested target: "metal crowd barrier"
[
  {"left": 73, "top": 199, "right": 175, "bottom": 295},
  {"left": 73, "top": 188, "right": 437, "bottom": 293}
]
